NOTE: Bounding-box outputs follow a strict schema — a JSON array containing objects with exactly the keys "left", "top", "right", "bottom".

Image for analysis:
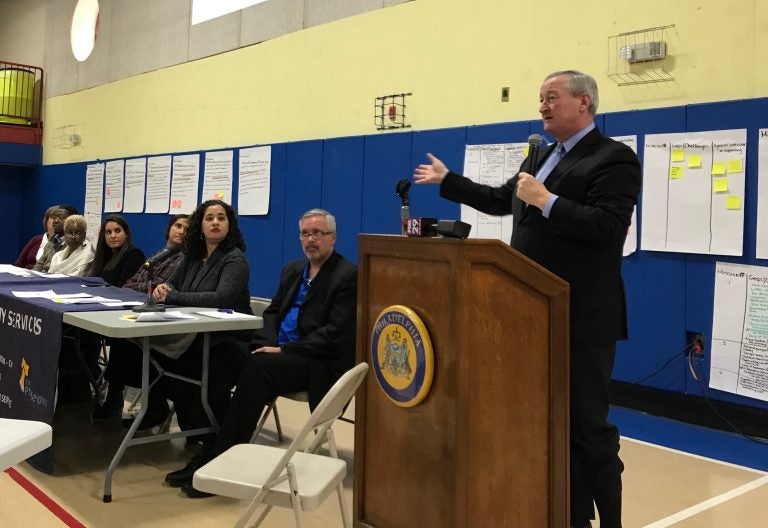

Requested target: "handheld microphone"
[
  {"left": 527, "top": 134, "right": 542, "bottom": 176},
  {"left": 396, "top": 179, "right": 411, "bottom": 235}
]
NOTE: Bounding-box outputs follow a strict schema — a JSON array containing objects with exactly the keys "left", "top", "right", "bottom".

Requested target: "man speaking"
[{"left": 413, "top": 70, "right": 641, "bottom": 528}]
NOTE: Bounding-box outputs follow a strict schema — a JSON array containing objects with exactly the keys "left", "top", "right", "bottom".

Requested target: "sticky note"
[
  {"left": 524, "top": 145, "right": 530, "bottom": 157},
  {"left": 728, "top": 159, "right": 743, "bottom": 173},
  {"left": 688, "top": 154, "right": 702, "bottom": 168},
  {"left": 712, "top": 162, "right": 726, "bottom": 175},
  {"left": 669, "top": 166, "right": 683, "bottom": 179},
  {"left": 713, "top": 178, "right": 729, "bottom": 193},
  {"left": 726, "top": 196, "right": 741, "bottom": 210},
  {"left": 671, "top": 149, "right": 685, "bottom": 162}
]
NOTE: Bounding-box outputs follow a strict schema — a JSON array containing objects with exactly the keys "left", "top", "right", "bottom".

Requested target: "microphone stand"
[
  {"left": 132, "top": 261, "right": 165, "bottom": 312},
  {"left": 396, "top": 179, "right": 411, "bottom": 236}
]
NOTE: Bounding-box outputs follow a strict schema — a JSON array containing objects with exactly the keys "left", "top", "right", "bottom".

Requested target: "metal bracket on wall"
[{"left": 374, "top": 93, "right": 412, "bottom": 131}]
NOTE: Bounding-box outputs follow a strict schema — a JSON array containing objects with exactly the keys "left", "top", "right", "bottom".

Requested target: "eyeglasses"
[{"left": 298, "top": 230, "right": 333, "bottom": 240}]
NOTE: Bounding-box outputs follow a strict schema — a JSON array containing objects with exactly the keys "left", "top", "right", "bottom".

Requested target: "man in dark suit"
[
  {"left": 168, "top": 208, "right": 358, "bottom": 497},
  {"left": 413, "top": 70, "right": 641, "bottom": 528}
]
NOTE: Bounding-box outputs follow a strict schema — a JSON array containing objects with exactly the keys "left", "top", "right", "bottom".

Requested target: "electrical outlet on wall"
[{"left": 686, "top": 331, "right": 705, "bottom": 356}]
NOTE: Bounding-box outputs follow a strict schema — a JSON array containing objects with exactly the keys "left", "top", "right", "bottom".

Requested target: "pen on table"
[{"left": 218, "top": 308, "right": 233, "bottom": 313}]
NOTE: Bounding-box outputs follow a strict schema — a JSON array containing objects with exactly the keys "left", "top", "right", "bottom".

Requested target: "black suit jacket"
[
  {"left": 441, "top": 127, "right": 641, "bottom": 343},
  {"left": 251, "top": 251, "right": 357, "bottom": 406}
]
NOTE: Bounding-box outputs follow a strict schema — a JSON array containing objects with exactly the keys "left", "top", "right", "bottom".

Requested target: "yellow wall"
[{"left": 43, "top": 0, "right": 768, "bottom": 165}]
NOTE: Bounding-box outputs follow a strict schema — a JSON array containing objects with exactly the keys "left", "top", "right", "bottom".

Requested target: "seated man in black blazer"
[{"left": 167, "top": 208, "right": 358, "bottom": 497}]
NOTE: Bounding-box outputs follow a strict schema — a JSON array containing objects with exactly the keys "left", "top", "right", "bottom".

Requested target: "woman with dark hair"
[
  {"left": 15, "top": 205, "right": 67, "bottom": 269},
  {"left": 90, "top": 215, "right": 145, "bottom": 287},
  {"left": 123, "top": 214, "right": 189, "bottom": 293},
  {"left": 93, "top": 201, "right": 251, "bottom": 433}
]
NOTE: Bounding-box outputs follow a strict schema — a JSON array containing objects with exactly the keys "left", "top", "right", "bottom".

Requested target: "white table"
[
  {"left": 63, "top": 307, "right": 262, "bottom": 502},
  {"left": 0, "top": 418, "right": 53, "bottom": 471}
]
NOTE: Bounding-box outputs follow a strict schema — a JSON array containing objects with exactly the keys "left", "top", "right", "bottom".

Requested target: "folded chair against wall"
[{"left": 192, "top": 362, "right": 368, "bottom": 528}]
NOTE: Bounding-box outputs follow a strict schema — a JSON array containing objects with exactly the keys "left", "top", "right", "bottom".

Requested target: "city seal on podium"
[{"left": 371, "top": 305, "right": 434, "bottom": 407}]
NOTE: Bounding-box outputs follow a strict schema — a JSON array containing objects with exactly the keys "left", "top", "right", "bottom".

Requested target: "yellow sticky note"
[
  {"left": 688, "top": 154, "right": 702, "bottom": 168},
  {"left": 728, "top": 159, "right": 743, "bottom": 173},
  {"left": 669, "top": 166, "right": 683, "bottom": 179},
  {"left": 726, "top": 196, "right": 741, "bottom": 210},
  {"left": 524, "top": 145, "right": 530, "bottom": 157},
  {"left": 712, "top": 162, "right": 726, "bottom": 175},
  {"left": 713, "top": 178, "right": 729, "bottom": 193},
  {"left": 671, "top": 149, "right": 685, "bottom": 162}
]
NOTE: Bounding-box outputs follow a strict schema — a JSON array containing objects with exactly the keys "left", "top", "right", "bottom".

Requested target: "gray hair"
[
  {"left": 544, "top": 70, "right": 599, "bottom": 115},
  {"left": 300, "top": 209, "right": 336, "bottom": 232},
  {"left": 63, "top": 214, "right": 87, "bottom": 233}
]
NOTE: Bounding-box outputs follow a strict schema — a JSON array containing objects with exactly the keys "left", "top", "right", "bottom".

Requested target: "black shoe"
[
  {"left": 91, "top": 384, "right": 124, "bottom": 423},
  {"left": 181, "top": 483, "right": 214, "bottom": 498},
  {"left": 165, "top": 452, "right": 211, "bottom": 488}
]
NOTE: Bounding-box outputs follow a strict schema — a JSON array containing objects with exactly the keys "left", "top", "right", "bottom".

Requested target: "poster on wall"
[
  {"left": 611, "top": 135, "right": 638, "bottom": 257},
  {"left": 170, "top": 154, "right": 200, "bottom": 215},
  {"left": 238, "top": 146, "right": 271, "bottom": 216},
  {"left": 460, "top": 143, "right": 521, "bottom": 242},
  {"left": 641, "top": 129, "right": 747, "bottom": 256},
  {"left": 710, "top": 262, "right": 768, "bottom": 402},
  {"left": 756, "top": 129, "right": 768, "bottom": 259},
  {"left": 201, "top": 150, "right": 233, "bottom": 204},
  {"left": 103, "top": 159, "right": 125, "bottom": 213},
  {"left": 123, "top": 158, "right": 147, "bottom": 213},
  {"left": 84, "top": 163, "right": 104, "bottom": 241},
  {"left": 146, "top": 156, "right": 172, "bottom": 214}
]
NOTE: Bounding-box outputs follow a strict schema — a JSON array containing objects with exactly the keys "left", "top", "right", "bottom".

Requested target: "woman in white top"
[{"left": 49, "top": 215, "right": 95, "bottom": 276}]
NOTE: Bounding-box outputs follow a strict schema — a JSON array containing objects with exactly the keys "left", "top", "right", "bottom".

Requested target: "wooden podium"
[{"left": 354, "top": 235, "right": 570, "bottom": 528}]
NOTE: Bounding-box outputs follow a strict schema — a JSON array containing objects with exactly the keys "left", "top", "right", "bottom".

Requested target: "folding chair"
[
  {"left": 193, "top": 362, "right": 368, "bottom": 528},
  {"left": 251, "top": 391, "right": 307, "bottom": 443}
]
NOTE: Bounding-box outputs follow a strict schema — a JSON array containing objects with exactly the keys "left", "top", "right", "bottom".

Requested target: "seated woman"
[
  {"left": 33, "top": 205, "right": 79, "bottom": 272},
  {"left": 93, "top": 201, "right": 252, "bottom": 432},
  {"left": 89, "top": 215, "right": 145, "bottom": 287},
  {"left": 15, "top": 205, "right": 66, "bottom": 269},
  {"left": 48, "top": 215, "right": 95, "bottom": 276},
  {"left": 123, "top": 214, "right": 189, "bottom": 294}
]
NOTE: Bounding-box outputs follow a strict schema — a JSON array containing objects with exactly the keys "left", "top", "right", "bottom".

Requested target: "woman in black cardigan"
[
  {"left": 90, "top": 215, "right": 145, "bottom": 287},
  {"left": 93, "top": 201, "right": 252, "bottom": 436}
]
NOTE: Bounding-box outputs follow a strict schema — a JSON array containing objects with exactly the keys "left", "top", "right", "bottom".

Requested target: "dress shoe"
[
  {"left": 181, "top": 483, "right": 214, "bottom": 498},
  {"left": 165, "top": 452, "right": 211, "bottom": 488}
]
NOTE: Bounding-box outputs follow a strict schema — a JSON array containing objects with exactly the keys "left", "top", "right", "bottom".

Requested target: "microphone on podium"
[{"left": 527, "top": 134, "right": 542, "bottom": 176}]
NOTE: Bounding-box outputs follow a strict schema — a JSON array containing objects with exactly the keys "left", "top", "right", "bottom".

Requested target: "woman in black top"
[
  {"left": 90, "top": 215, "right": 145, "bottom": 287},
  {"left": 93, "top": 201, "right": 252, "bottom": 437}
]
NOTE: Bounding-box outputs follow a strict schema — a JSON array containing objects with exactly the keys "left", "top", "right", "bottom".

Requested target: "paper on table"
[
  {"left": 28, "top": 270, "right": 69, "bottom": 278},
  {"left": 195, "top": 310, "right": 257, "bottom": 320},
  {"left": 53, "top": 296, "right": 121, "bottom": 304},
  {"left": 12, "top": 290, "right": 57, "bottom": 298},
  {"left": 0, "top": 265, "right": 32, "bottom": 277},
  {"left": 132, "top": 311, "right": 198, "bottom": 322},
  {"left": 102, "top": 301, "right": 143, "bottom": 307}
]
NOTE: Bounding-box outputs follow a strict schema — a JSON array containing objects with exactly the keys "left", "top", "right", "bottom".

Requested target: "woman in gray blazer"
[{"left": 93, "top": 200, "right": 252, "bottom": 434}]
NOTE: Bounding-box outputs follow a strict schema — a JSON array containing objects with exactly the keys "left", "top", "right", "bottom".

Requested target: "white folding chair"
[
  {"left": 251, "top": 391, "right": 308, "bottom": 443},
  {"left": 193, "top": 362, "right": 368, "bottom": 528}
]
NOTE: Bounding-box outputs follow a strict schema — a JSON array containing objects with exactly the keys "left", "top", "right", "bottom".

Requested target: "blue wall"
[{"left": 10, "top": 97, "right": 768, "bottom": 415}]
